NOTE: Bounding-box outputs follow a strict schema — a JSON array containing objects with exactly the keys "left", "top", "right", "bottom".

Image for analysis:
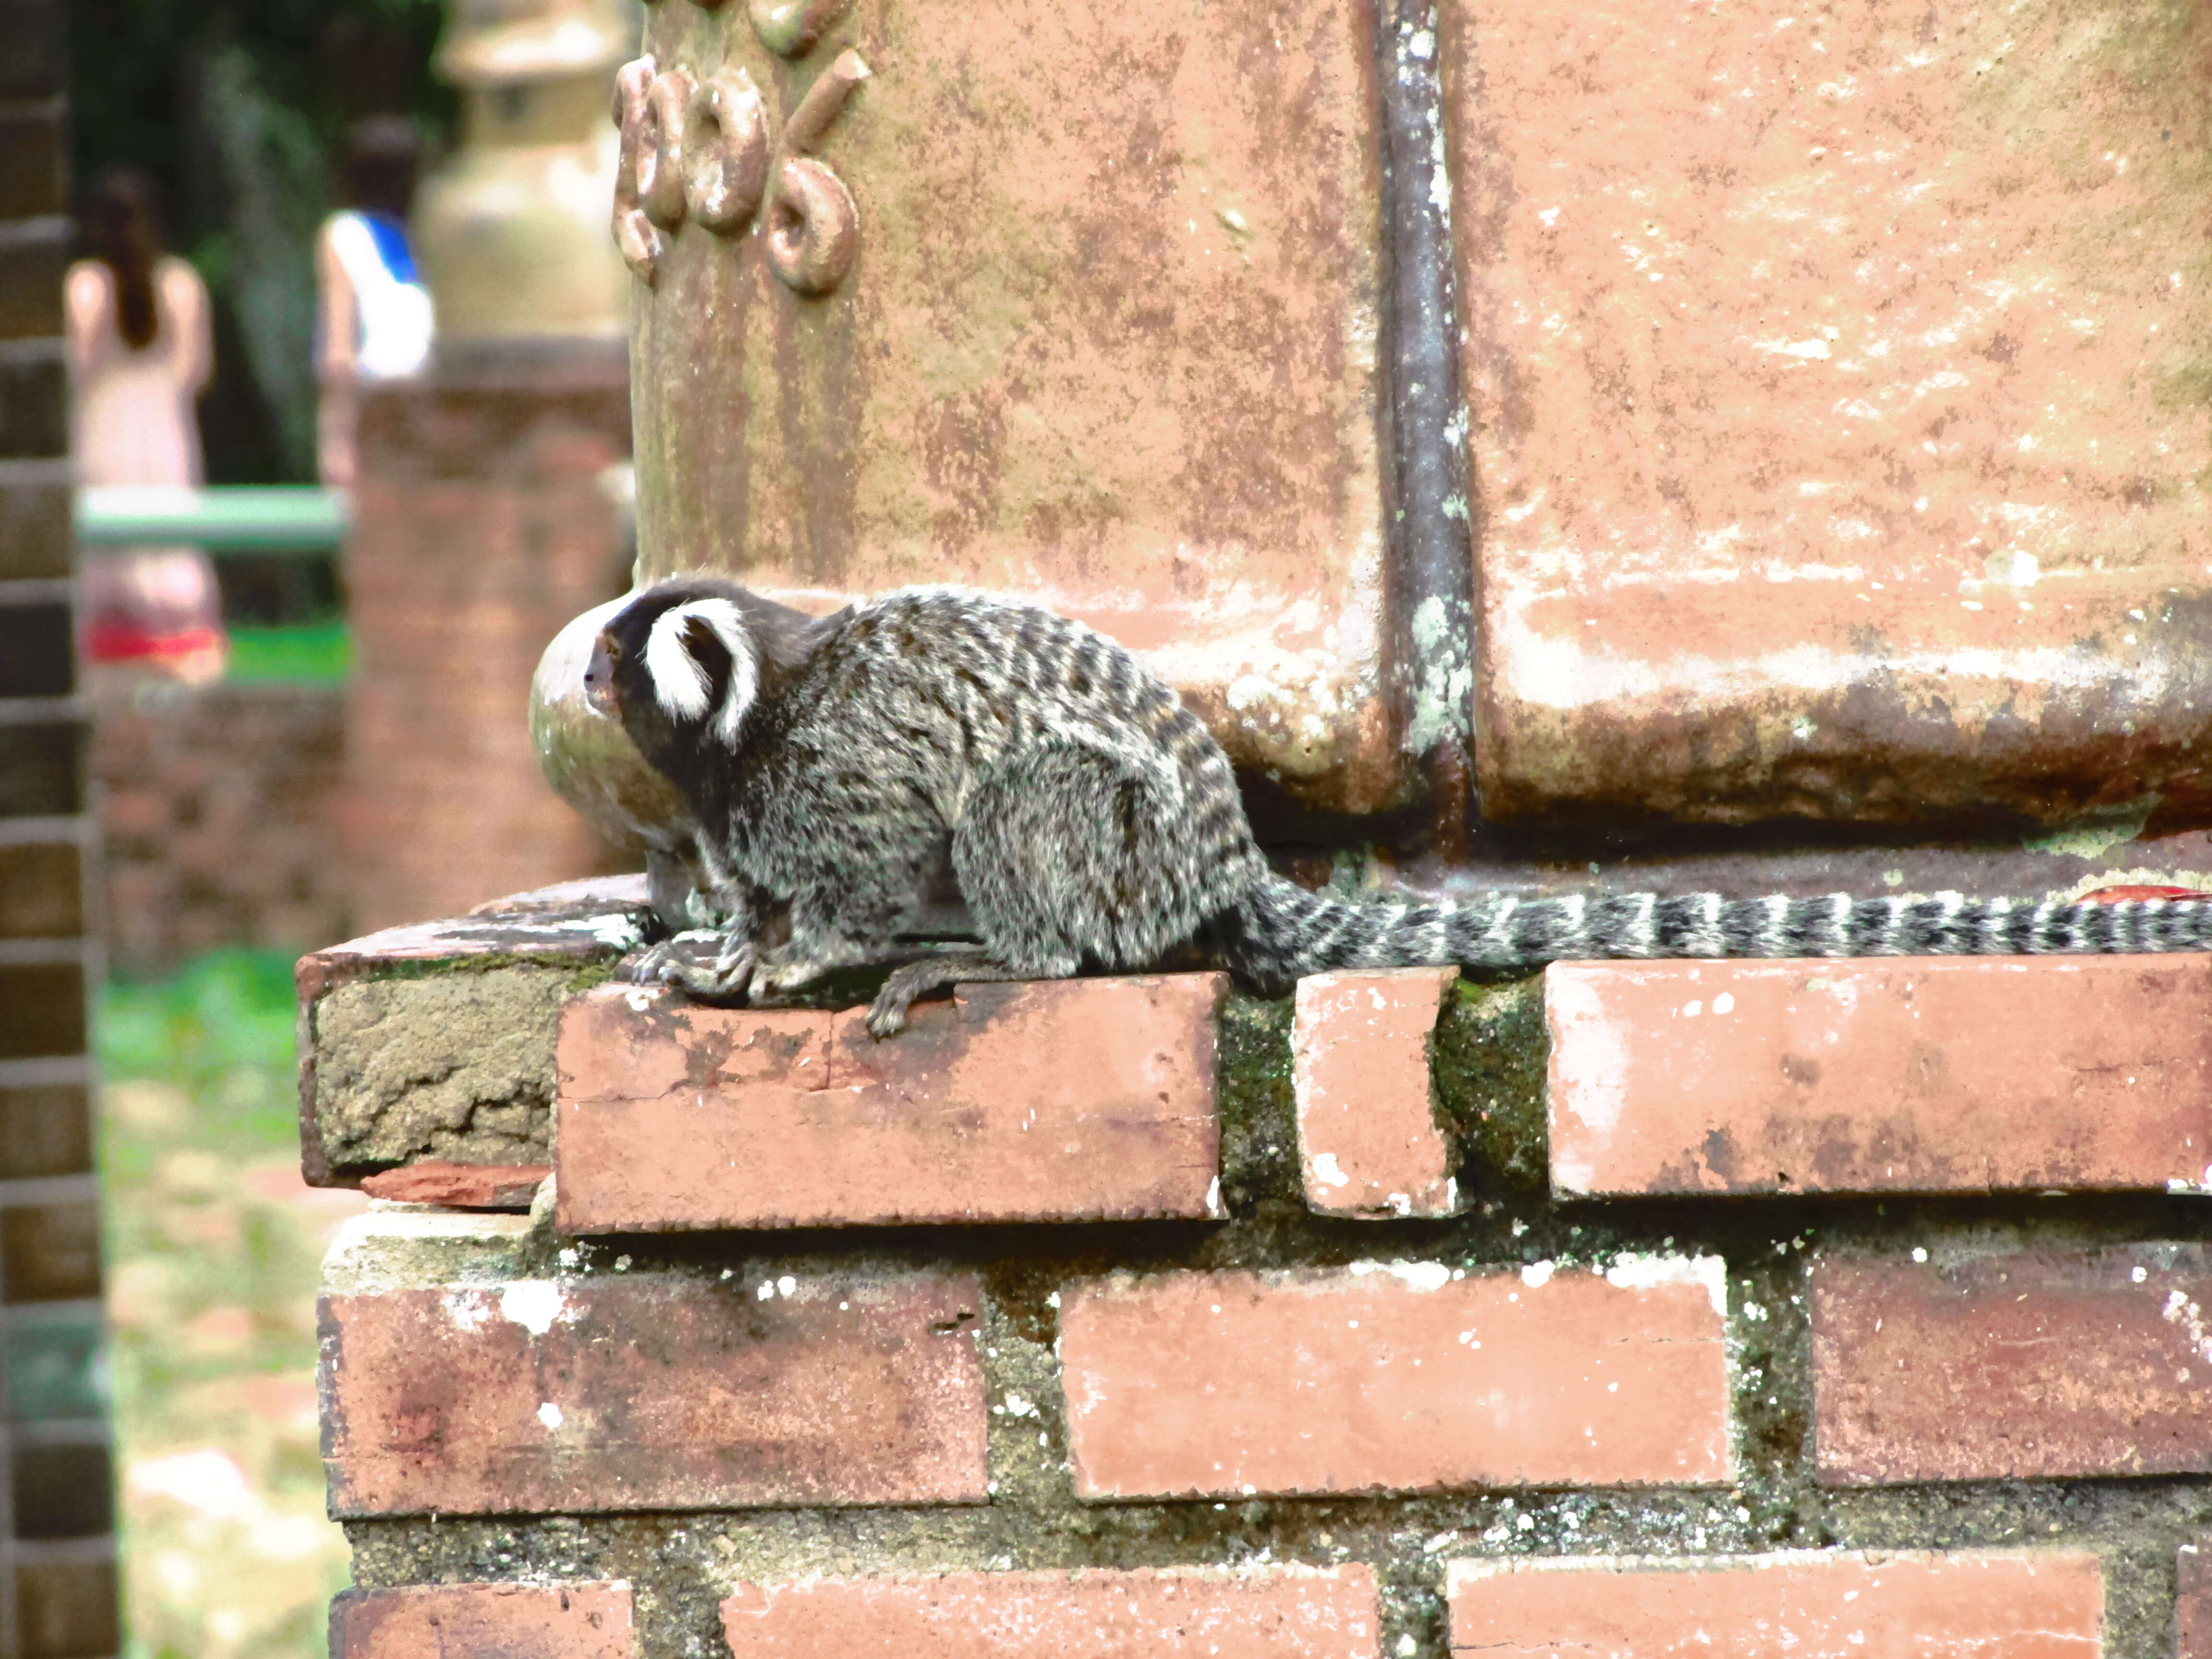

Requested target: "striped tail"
[{"left": 1221, "top": 877, "right": 2212, "bottom": 989}]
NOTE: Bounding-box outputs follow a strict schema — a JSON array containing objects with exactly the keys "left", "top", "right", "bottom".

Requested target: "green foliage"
[
  {"left": 97, "top": 949, "right": 353, "bottom": 1659},
  {"left": 98, "top": 948, "right": 301, "bottom": 1153},
  {"left": 69, "top": 0, "right": 456, "bottom": 482}
]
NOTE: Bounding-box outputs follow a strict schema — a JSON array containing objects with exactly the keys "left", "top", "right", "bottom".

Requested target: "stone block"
[
  {"left": 1060, "top": 1257, "right": 1732, "bottom": 1499},
  {"left": 1814, "top": 1246, "right": 2212, "bottom": 1483},
  {"left": 295, "top": 878, "right": 651, "bottom": 1183},
  {"left": 1547, "top": 956, "right": 2212, "bottom": 1196},
  {"left": 331, "top": 1582, "right": 637, "bottom": 1659},
  {"left": 555, "top": 975, "right": 1226, "bottom": 1231},
  {"left": 311, "top": 967, "right": 573, "bottom": 1170},
  {"left": 1445, "top": 0, "right": 2212, "bottom": 825},
  {"left": 721, "top": 1566, "right": 1383, "bottom": 1658},
  {"left": 322, "top": 1269, "right": 989, "bottom": 1515},
  {"left": 1446, "top": 1551, "right": 2102, "bottom": 1657},
  {"left": 1292, "top": 966, "right": 1459, "bottom": 1217}
]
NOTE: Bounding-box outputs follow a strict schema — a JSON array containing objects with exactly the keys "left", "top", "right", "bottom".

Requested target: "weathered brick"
[
  {"left": 321, "top": 1271, "right": 988, "bottom": 1515},
  {"left": 1446, "top": 1550, "right": 2102, "bottom": 1657},
  {"left": 556, "top": 976, "right": 1226, "bottom": 1231},
  {"left": 1814, "top": 1246, "right": 2212, "bottom": 1484},
  {"left": 0, "top": 349, "right": 66, "bottom": 457},
  {"left": 1061, "top": 1258, "right": 1731, "bottom": 1500},
  {"left": 2182, "top": 1542, "right": 2212, "bottom": 1659},
  {"left": 1548, "top": 957, "right": 2212, "bottom": 1197},
  {"left": 0, "top": 224, "right": 65, "bottom": 340},
  {"left": 1, "top": 1198, "right": 101, "bottom": 1301},
  {"left": 0, "top": 468, "right": 70, "bottom": 580},
  {"left": 12, "top": 1441, "right": 112, "bottom": 1539},
  {"left": 0, "top": 962, "right": 84, "bottom": 1061},
  {"left": 331, "top": 1582, "right": 637, "bottom": 1659},
  {"left": 358, "top": 1160, "right": 549, "bottom": 1209},
  {"left": 1293, "top": 967, "right": 1460, "bottom": 1218},
  {"left": 16, "top": 1556, "right": 120, "bottom": 1659},
  {"left": 0, "top": 721, "right": 80, "bottom": 817},
  {"left": 0, "top": 841, "right": 80, "bottom": 937},
  {"left": 721, "top": 1566, "right": 1382, "bottom": 1658},
  {"left": 0, "top": 1082, "right": 90, "bottom": 1178},
  {"left": 0, "top": 104, "right": 62, "bottom": 218}
]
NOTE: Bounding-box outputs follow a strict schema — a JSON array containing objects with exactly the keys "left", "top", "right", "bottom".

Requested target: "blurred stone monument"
[
  {"left": 340, "top": 0, "right": 640, "bottom": 934},
  {"left": 414, "top": 0, "right": 635, "bottom": 347}
]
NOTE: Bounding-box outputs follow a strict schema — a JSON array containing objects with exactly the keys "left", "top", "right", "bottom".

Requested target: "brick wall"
[
  {"left": 339, "top": 344, "right": 637, "bottom": 936},
  {"left": 307, "top": 881, "right": 2212, "bottom": 1658},
  {"left": 0, "top": 4, "right": 121, "bottom": 1654},
  {"left": 91, "top": 679, "right": 349, "bottom": 974}
]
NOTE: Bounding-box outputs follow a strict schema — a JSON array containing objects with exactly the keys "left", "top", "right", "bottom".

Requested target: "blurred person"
[
  {"left": 65, "top": 166, "right": 227, "bottom": 682},
  {"left": 316, "top": 115, "right": 435, "bottom": 489}
]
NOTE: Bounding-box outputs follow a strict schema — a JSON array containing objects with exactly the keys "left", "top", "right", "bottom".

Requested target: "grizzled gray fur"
[{"left": 589, "top": 577, "right": 2212, "bottom": 1035}]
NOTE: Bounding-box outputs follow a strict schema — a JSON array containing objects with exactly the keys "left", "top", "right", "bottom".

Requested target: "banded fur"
[{"left": 1221, "top": 881, "right": 2212, "bottom": 989}]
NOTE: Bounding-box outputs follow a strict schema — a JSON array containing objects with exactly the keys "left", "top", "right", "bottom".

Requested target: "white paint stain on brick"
[
  {"left": 1604, "top": 1253, "right": 1730, "bottom": 1317},
  {"left": 499, "top": 1280, "right": 571, "bottom": 1336},
  {"left": 537, "top": 1401, "right": 564, "bottom": 1430}
]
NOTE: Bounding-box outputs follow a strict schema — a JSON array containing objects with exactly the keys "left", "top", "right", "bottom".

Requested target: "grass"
[
  {"left": 98, "top": 949, "right": 363, "bottom": 1659},
  {"left": 222, "top": 622, "right": 350, "bottom": 685}
]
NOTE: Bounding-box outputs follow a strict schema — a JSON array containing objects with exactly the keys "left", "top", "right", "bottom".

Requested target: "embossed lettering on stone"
[{"left": 610, "top": 30, "right": 867, "bottom": 297}]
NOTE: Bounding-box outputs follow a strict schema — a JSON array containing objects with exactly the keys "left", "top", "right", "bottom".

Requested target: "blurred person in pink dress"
[{"left": 65, "top": 166, "right": 228, "bottom": 682}]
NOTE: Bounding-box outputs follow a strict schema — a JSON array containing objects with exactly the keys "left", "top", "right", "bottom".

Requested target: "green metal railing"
[{"left": 74, "top": 485, "right": 349, "bottom": 553}]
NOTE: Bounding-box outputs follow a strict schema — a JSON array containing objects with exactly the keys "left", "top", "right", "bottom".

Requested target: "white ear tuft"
[{"left": 644, "top": 598, "right": 759, "bottom": 744}]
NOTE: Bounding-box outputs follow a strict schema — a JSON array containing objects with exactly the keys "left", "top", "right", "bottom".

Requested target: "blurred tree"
[{"left": 70, "top": 0, "right": 457, "bottom": 482}]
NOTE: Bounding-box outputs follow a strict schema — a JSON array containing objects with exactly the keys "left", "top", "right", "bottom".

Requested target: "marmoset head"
[{"left": 588, "top": 577, "right": 846, "bottom": 775}]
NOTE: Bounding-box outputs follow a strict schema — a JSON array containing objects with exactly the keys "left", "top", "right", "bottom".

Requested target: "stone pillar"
[
  {"left": 339, "top": 349, "right": 633, "bottom": 933},
  {"left": 0, "top": 3, "right": 121, "bottom": 1651},
  {"left": 616, "top": 0, "right": 1409, "bottom": 814}
]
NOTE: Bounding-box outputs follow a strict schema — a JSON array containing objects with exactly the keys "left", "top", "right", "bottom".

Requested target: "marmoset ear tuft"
[{"left": 645, "top": 598, "right": 759, "bottom": 743}]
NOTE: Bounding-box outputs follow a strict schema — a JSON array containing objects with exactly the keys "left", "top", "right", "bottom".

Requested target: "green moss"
[
  {"left": 1214, "top": 990, "right": 1298, "bottom": 1217},
  {"left": 1430, "top": 975, "right": 1548, "bottom": 1204}
]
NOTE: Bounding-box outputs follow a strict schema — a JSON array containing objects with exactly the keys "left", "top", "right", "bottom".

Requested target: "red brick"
[
  {"left": 1547, "top": 957, "right": 2212, "bottom": 1197},
  {"left": 1446, "top": 1551, "right": 2102, "bottom": 1658},
  {"left": 721, "top": 1566, "right": 1382, "bottom": 1658},
  {"left": 321, "top": 1271, "right": 988, "bottom": 1515},
  {"left": 1060, "top": 1258, "right": 1731, "bottom": 1500},
  {"left": 2182, "top": 1544, "right": 2212, "bottom": 1659},
  {"left": 358, "top": 1161, "right": 549, "bottom": 1209},
  {"left": 1449, "top": 0, "right": 2212, "bottom": 827},
  {"left": 331, "top": 1582, "right": 637, "bottom": 1659},
  {"left": 1813, "top": 1247, "right": 2212, "bottom": 1484},
  {"left": 1293, "top": 967, "right": 1460, "bottom": 1218},
  {"left": 555, "top": 976, "right": 1226, "bottom": 1231}
]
